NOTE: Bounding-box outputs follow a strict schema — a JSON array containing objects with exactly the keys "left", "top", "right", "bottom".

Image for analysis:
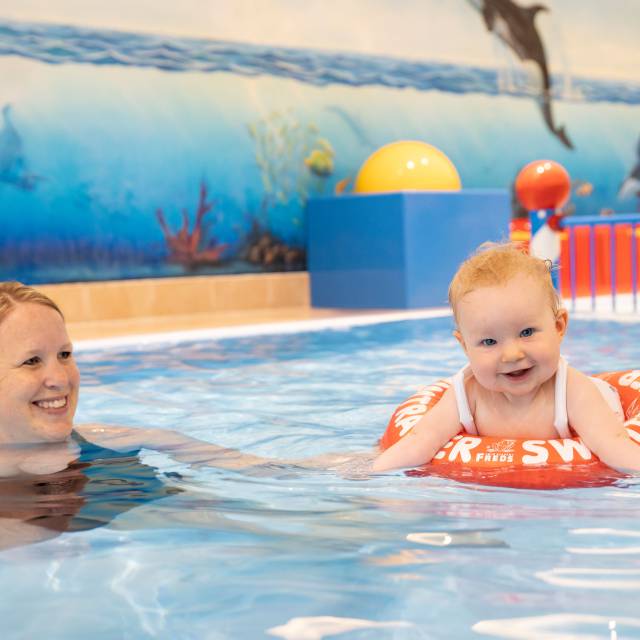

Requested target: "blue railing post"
[
  {"left": 569, "top": 225, "right": 577, "bottom": 312},
  {"left": 632, "top": 223, "right": 638, "bottom": 313},
  {"left": 610, "top": 223, "right": 617, "bottom": 312},
  {"left": 588, "top": 226, "right": 596, "bottom": 311}
]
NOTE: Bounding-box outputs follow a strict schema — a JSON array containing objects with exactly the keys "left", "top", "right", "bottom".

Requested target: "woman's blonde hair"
[
  {"left": 448, "top": 243, "right": 560, "bottom": 321},
  {"left": 0, "top": 281, "right": 63, "bottom": 324}
]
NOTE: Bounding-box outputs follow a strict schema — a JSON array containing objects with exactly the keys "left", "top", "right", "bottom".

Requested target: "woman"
[{"left": 0, "top": 281, "right": 284, "bottom": 548}]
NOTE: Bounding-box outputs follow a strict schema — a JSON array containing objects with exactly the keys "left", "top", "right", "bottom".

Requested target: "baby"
[{"left": 372, "top": 243, "right": 640, "bottom": 473}]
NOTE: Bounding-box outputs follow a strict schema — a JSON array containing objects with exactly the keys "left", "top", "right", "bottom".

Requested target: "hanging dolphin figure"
[
  {"left": 0, "top": 104, "right": 40, "bottom": 190},
  {"left": 467, "top": 0, "right": 573, "bottom": 149},
  {"left": 618, "top": 134, "right": 640, "bottom": 202}
]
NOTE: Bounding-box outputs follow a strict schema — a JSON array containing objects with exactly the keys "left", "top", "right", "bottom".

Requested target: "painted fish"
[
  {"left": 334, "top": 176, "right": 352, "bottom": 195},
  {"left": 304, "top": 139, "right": 335, "bottom": 177},
  {"left": 0, "top": 104, "right": 39, "bottom": 190},
  {"left": 618, "top": 134, "right": 640, "bottom": 201},
  {"left": 574, "top": 180, "right": 594, "bottom": 197}
]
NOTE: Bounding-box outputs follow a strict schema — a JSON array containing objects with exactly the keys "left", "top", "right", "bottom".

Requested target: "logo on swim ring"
[
  {"left": 486, "top": 439, "right": 516, "bottom": 454},
  {"left": 477, "top": 439, "right": 516, "bottom": 463}
]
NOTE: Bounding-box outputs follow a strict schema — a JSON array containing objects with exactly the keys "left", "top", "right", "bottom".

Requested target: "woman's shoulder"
[{"left": 74, "top": 423, "right": 148, "bottom": 452}]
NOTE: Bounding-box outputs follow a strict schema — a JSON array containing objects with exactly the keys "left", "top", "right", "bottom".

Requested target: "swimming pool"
[{"left": 3, "top": 315, "right": 640, "bottom": 639}]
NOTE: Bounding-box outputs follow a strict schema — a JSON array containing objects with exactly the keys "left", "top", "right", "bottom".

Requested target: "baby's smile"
[{"left": 503, "top": 366, "right": 533, "bottom": 379}]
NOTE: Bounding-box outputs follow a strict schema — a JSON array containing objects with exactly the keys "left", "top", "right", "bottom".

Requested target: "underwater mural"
[{"left": 0, "top": 1, "right": 638, "bottom": 283}]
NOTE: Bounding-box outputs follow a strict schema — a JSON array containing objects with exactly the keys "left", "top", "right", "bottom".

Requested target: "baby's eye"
[
  {"left": 520, "top": 328, "right": 535, "bottom": 338},
  {"left": 22, "top": 356, "right": 41, "bottom": 366},
  {"left": 480, "top": 338, "right": 497, "bottom": 347},
  {"left": 59, "top": 351, "right": 73, "bottom": 360}
]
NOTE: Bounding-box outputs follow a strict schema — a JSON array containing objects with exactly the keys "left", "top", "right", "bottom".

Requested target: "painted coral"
[{"left": 156, "top": 181, "right": 228, "bottom": 269}]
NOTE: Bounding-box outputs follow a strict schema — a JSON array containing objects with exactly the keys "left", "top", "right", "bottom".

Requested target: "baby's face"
[
  {"left": 453, "top": 273, "right": 567, "bottom": 399},
  {"left": 0, "top": 303, "right": 79, "bottom": 444}
]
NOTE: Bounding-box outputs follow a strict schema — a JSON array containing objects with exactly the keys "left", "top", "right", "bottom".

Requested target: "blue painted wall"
[{"left": 0, "top": 1, "right": 638, "bottom": 283}]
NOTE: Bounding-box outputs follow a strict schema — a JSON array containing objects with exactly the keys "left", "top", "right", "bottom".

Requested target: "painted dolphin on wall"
[
  {"left": 467, "top": 0, "right": 573, "bottom": 149},
  {"left": 0, "top": 104, "right": 40, "bottom": 191},
  {"left": 618, "top": 134, "right": 640, "bottom": 203}
]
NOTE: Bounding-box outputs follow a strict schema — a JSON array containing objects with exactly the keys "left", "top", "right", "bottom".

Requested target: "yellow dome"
[{"left": 354, "top": 140, "right": 461, "bottom": 193}]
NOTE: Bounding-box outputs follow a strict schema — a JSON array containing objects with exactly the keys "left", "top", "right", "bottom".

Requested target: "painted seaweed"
[{"left": 244, "top": 109, "right": 334, "bottom": 268}]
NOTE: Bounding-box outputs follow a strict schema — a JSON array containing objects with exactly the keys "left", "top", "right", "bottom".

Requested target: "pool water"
[{"left": 3, "top": 316, "right": 640, "bottom": 639}]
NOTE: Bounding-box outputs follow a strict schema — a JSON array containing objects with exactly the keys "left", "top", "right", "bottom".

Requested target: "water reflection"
[
  {"left": 407, "top": 529, "right": 508, "bottom": 548},
  {"left": 473, "top": 613, "right": 640, "bottom": 639}
]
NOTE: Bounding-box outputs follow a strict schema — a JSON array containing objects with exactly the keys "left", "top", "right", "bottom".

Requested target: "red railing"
[{"left": 558, "top": 214, "right": 640, "bottom": 312}]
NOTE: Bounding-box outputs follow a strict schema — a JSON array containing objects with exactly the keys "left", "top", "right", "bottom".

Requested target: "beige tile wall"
[{"left": 38, "top": 272, "right": 310, "bottom": 324}]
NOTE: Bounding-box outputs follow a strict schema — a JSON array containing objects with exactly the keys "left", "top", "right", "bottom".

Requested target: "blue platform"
[{"left": 307, "top": 190, "right": 510, "bottom": 308}]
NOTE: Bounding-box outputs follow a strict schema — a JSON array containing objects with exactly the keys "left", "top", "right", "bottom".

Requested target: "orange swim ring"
[{"left": 380, "top": 370, "right": 640, "bottom": 489}]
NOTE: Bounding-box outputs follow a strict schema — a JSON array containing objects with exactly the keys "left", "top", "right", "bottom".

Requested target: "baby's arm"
[
  {"left": 567, "top": 368, "right": 640, "bottom": 473},
  {"left": 372, "top": 387, "right": 462, "bottom": 472}
]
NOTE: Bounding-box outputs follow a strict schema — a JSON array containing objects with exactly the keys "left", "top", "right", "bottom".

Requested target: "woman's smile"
[{"left": 32, "top": 395, "right": 70, "bottom": 412}]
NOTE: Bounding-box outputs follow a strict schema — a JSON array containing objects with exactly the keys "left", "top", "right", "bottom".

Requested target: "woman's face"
[{"left": 0, "top": 303, "right": 79, "bottom": 444}]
